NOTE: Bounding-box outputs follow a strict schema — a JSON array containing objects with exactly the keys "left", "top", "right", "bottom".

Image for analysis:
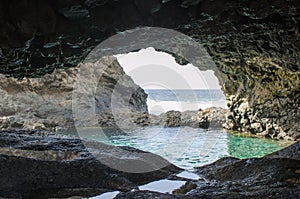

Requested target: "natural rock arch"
[
  {"left": 83, "top": 26, "right": 299, "bottom": 140},
  {"left": 0, "top": 0, "right": 299, "bottom": 140}
]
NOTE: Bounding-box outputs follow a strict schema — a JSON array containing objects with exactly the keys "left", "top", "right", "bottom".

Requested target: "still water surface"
[{"left": 67, "top": 126, "right": 289, "bottom": 170}]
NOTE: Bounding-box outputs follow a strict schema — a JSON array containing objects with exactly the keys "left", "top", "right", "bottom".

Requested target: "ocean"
[{"left": 145, "top": 89, "right": 227, "bottom": 115}]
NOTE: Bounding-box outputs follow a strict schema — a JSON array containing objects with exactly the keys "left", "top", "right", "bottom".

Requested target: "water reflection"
[{"left": 139, "top": 179, "right": 186, "bottom": 194}]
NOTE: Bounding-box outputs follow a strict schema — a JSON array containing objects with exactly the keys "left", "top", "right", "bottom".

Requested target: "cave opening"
[
  {"left": 81, "top": 46, "right": 288, "bottom": 170},
  {"left": 114, "top": 47, "right": 227, "bottom": 115}
]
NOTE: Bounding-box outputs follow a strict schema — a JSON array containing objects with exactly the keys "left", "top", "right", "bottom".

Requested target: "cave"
[
  {"left": 1, "top": 0, "right": 299, "bottom": 140},
  {"left": 0, "top": 0, "right": 299, "bottom": 198}
]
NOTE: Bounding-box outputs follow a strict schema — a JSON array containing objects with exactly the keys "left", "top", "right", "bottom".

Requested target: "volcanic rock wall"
[
  {"left": 180, "top": 0, "right": 300, "bottom": 140},
  {"left": 0, "top": 56, "right": 148, "bottom": 130},
  {"left": 0, "top": 0, "right": 299, "bottom": 140}
]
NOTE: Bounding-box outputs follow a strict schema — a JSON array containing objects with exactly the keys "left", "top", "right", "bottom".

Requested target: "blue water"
[
  {"left": 70, "top": 127, "right": 289, "bottom": 171},
  {"left": 145, "top": 89, "right": 227, "bottom": 115}
]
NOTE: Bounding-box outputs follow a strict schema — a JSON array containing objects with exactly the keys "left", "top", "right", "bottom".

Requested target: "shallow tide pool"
[{"left": 64, "top": 126, "right": 291, "bottom": 170}]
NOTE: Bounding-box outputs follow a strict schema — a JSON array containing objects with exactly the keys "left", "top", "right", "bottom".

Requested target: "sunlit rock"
[{"left": 0, "top": 56, "right": 148, "bottom": 131}]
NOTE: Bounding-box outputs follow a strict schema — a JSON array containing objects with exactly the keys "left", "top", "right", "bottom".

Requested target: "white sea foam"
[{"left": 147, "top": 99, "right": 227, "bottom": 115}]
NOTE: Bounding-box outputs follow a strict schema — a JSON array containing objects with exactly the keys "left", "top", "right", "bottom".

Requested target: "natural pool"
[{"left": 65, "top": 126, "right": 291, "bottom": 170}]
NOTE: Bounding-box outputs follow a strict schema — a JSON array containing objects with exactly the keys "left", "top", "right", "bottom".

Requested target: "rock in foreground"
[{"left": 0, "top": 130, "right": 180, "bottom": 198}]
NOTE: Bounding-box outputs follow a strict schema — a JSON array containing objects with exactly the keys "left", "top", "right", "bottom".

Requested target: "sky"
[{"left": 115, "top": 47, "right": 221, "bottom": 90}]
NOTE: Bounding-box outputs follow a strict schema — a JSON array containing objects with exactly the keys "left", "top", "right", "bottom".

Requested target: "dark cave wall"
[
  {"left": 0, "top": 0, "right": 191, "bottom": 49},
  {"left": 0, "top": 0, "right": 299, "bottom": 140},
  {"left": 0, "top": 0, "right": 193, "bottom": 78},
  {"left": 193, "top": 0, "right": 300, "bottom": 140}
]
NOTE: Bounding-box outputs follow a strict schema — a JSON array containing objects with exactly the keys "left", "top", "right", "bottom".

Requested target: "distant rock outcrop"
[{"left": 149, "top": 107, "right": 227, "bottom": 129}]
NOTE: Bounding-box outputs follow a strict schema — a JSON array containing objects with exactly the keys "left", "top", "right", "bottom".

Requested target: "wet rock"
[
  {"left": 0, "top": 130, "right": 181, "bottom": 198},
  {"left": 116, "top": 190, "right": 176, "bottom": 199},
  {"left": 267, "top": 141, "right": 300, "bottom": 160},
  {"left": 193, "top": 142, "right": 300, "bottom": 198},
  {"left": 116, "top": 190, "right": 175, "bottom": 199},
  {"left": 172, "top": 181, "right": 197, "bottom": 194}
]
